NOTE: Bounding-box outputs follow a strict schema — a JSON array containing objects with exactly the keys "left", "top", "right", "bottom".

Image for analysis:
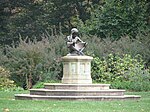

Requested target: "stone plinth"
[
  {"left": 44, "top": 83, "right": 110, "bottom": 90},
  {"left": 61, "top": 56, "right": 93, "bottom": 84},
  {"left": 15, "top": 55, "right": 141, "bottom": 101}
]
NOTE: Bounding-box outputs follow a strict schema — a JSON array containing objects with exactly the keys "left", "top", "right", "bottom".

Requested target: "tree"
[
  {"left": 0, "top": 0, "right": 32, "bottom": 45},
  {"left": 0, "top": 0, "right": 102, "bottom": 46},
  {"left": 0, "top": 0, "right": 54, "bottom": 45},
  {"left": 82, "top": 0, "right": 149, "bottom": 40}
]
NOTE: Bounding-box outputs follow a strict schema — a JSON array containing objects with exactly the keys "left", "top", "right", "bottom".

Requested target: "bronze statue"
[{"left": 66, "top": 28, "right": 87, "bottom": 56}]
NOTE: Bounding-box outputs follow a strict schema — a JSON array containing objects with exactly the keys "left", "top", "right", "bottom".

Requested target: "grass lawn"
[{"left": 0, "top": 91, "right": 149, "bottom": 112}]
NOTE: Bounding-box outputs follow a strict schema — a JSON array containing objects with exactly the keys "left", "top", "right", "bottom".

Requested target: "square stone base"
[{"left": 62, "top": 56, "right": 93, "bottom": 84}]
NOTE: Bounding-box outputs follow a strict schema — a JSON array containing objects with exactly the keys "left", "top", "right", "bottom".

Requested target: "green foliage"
[
  {"left": 0, "top": 0, "right": 100, "bottom": 46},
  {"left": 92, "top": 54, "right": 145, "bottom": 82},
  {"left": 110, "top": 81, "right": 131, "bottom": 90},
  {"left": 0, "top": 86, "right": 24, "bottom": 92},
  {"left": 0, "top": 0, "right": 149, "bottom": 45},
  {"left": 0, "top": 31, "right": 150, "bottom": 91},
  {"left": 110, "top": 69, "right": 150, "bottom": 91},
  {"left": 92, "top": 53, "right": 150, "bottom": 91},
  {"left": 33, "top": 80, "right": 60, "bottom": 89},
  {"left": 111, "top": 68, "right": 150, "bottom": 91},
  {"left": 0, "top": 0, "right": 54, "bottom": 44},
  {"left": 32, "top": 82, "right": 45, "bottom": 89},
  {"left": 0, "top": 66, "right": 16, "bottom": 90},
  {"left": 127, "top": 67, "right": 150, "bottom": 91},
  {"left": 0, "top": 0, "right": 150, "bottom": 92},
  {"left": 85, "top": 31, "right": 150, "bottom": 67},
  {"left": 1, "top": 35, "right": 67, "bottom": 89},
  {"left": 82, "top": 0, "right": 149, "bottom": 39}
]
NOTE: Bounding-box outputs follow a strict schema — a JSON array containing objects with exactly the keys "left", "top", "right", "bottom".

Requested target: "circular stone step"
[
  {"left": 44, "top": 83, "right": 110, "bottom": 90},
  {"left": 30, "top": 89, "right": 125, "bottom": 96},
  {"left": 15, "top": 94, "right": 141, "bottom": 101}
]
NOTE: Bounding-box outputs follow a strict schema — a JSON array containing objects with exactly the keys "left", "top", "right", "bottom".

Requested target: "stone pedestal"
[
  {"left": 61, "top": 56, "right": 93, "bottom": 84},
  {"left": 15, "top": 55, "right": 141, "bottom": 101}
]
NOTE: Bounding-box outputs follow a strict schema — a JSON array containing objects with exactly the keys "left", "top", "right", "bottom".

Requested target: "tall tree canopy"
[{"left": 0, "top": 0, "right": 149, "bottom": 45}]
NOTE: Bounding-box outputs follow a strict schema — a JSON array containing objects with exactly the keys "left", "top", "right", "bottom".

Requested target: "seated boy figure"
[{"left": 66, "top": 28, "right": 87, "bottom": 56}]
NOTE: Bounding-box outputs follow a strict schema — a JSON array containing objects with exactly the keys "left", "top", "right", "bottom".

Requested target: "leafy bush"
[
  {"left": 85, "top": 32, "right": 150, "bottom": 67},
  {"left": 32, "top": 82, "right": 45, "bottom": 89},
  {"left": 111, "top": 68, "right": 150, "bottom": 91},
  {"left": 91, "top": 54, "right": 144, "bottom": 82},
  {"left": 0, "top": 66, "right": 16, "bottom": 90},
  {"left": 110, "top": 81, "right": 131, "bottom": 90},
  {"left": 127, "top": 67, "right": 150, "bottom": 91},
  {"left": 1, "top": 86, "right": 24, "bottom": 92},
  {"left": 33, "top": 80, "right": 60, "bottom": 89},
  {"left": 92, "top": 53, "right": 150, "bottom": 91},
  {"left": 1, "top": 35, "right": 67, "bottom": 89}
]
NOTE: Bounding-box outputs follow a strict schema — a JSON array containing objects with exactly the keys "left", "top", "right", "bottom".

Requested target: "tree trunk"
[{"left": 28, "top": 73, "right": 32, "bottom": 89}]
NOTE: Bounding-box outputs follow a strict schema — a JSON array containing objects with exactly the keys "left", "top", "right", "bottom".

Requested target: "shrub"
[
  {"left": 32, "top": 82, "right": 45, "bottom": 89},
  {"left": 91, "top": 54, "right": 145, "bottom": 83},
  {"left": 33, "top": 80, "right": 60, "bottom": 89},
  {"left": 85, "top": 32, "right": 150, "bottom": 67},
  {"left": 110, "top": 81, "right": 131, "bottom": 90},
  {"left": 1, "top": 35, "right": 67, "bottom": 89},
  {"left": 111, "top": 68, "right": 150, "bottom": 91},
  {"left": 128, "top": 67, "right": 150, "bottom": 91},
  {"left": 92, "top": 53, "right": 150, "bottom": 91},
  {"left": 0, "top": 66, "right": 16, "bottom": 90}
]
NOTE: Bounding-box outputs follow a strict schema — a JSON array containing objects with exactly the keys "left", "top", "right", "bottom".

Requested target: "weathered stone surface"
[
  {"left": 30, "top": 89, "right": 125, "bottom": 96},
  {"left": 15, "top": 94, "right": 141, "bottom": 101},
  {"left": 62, "top": 56, "right": 93, "bottom": 84},
  {"left": 44, "top": 83, "right": 110, "bottom": 90}
]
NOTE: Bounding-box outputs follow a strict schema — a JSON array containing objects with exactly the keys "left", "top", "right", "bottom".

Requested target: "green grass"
[{"left": 0, "top": 91, "right": 150, "bottom": 112}]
